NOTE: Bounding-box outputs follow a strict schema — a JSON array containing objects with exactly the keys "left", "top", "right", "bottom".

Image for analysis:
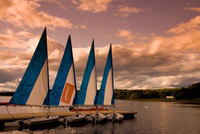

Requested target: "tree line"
[
  {"left": 114, "top": 82, "right": 200, "bottom": 100},
  {"left": 1, "top": 82, "right": 200, "bottom": 100}
]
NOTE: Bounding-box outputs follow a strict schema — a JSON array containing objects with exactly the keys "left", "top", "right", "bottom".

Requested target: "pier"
[{"left": 0, "top": 108, "right": 137, "bottom": 128}]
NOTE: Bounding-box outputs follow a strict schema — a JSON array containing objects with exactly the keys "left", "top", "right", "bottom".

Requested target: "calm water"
[{"left": 1, "top": 100, "right": 200, "bottom": 134}]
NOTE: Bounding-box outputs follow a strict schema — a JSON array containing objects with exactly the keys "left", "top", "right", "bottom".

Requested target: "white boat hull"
[
  {"left": 106, "top": 113, "right": 124, "bottom": 121},
  {"left": 65, "top": 114, "right": 86, "bottom": 125},
  {"left": 20, "top": 115, "right": 59, "bottom": 127},
  {"left": 89, "top": 113, "right": 107, "bottom": 123},
  {"left": 85, "top": 115, "right": 95, "bottom": 123}
]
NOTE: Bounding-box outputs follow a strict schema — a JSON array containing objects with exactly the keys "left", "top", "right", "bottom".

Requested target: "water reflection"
[
  {"left": 20, "top": 123, "right": 116, "bottom": 134},
  {"left": 1, "top": 100, "right": 200, "bottom": 134}
]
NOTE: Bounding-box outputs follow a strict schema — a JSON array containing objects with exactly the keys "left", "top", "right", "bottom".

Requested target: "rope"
[
  {"left": 40, "top": 106, "right": 49, "bottom": 116},
  {"left": 6, "top": 105, "right": 14, "bottom": 120}
]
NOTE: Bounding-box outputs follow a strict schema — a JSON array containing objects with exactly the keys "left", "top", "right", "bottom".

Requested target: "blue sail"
[
  {"left": 77, "top": 40, "right": 97, "bottom": 105},
  {"left": 10, "top": 28, "right": 49, "bottom": 105},
  {"left": 97, "top": 45, "right": 114, "bottom": 105},
  {"left": 49, "top": 35, "right": 77, "bottom": 106}
]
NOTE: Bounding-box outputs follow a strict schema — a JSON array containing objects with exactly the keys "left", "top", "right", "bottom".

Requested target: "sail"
[
  {"left": 77, "top": 40, "right": 97, "bottom": 105},
  {"left": 10, "top": 28, "right": 49, "bottom": 105},
  {"left": 97, "top": 45, "right": 114, "bottom": 105},
  {"left": 49, "top": 35, "right": 77, "bottom": 106}
]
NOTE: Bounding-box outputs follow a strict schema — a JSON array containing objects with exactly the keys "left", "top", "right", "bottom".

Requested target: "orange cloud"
[
  {"left": 2, "top": 14, "right": 200, "bottom": 90},
  {"left": 39, "top": 0, "right": 67, "bottom": 10},
  {"left": 116, "top": 6, "right": 144, "bottom": 18},
  {"left": 185, "top": 7, "right": 200, "bottom": 12},
  {"left": 72, "top": 0, "right": 112, "bottom": 13},
  {"left": 116, "top": 29, "right": 136, "bottom": 41},
  {"left": 0, "top": 0, "right": 73, "bottom": 29},
  {"left": 166, "top": 16, "right": 200, "bottom": 34}
]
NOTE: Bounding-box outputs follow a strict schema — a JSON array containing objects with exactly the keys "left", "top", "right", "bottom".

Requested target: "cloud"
[
  {"left": 0, "top": 28, "right": 65, "bottom": 91},
  {"left": 0, "top": 69, "right": 24, "bottom": 84},
  {"left": 0, "top": 31, "right": 28, "bottom": 49},
  {"left": 166, "top": 16, "right": 200, "bottom": 34},
  {"left": 0, "top": 0, "right": 73, "bottom": 29},
  {"left": 80, "top": 25, "right": 87, "bottom": 29},
  {"left": 2, "top": 14, "right": 200, "bottom": 91},
  {"left": 40, "top": 0, "right": 67, "bottom": 10},
  {"left": 116, "top": 29, "right": 136, "bottom": 40},
  {"left": 109, "top": 15, "right": 200, "bottom": 89},
  {"left": 185, "top": 7, "right": 200, "bottom": 12},
  {"left": 72, "top": 0, "right": 112, "bottom": 13},
  {"left": 116, "top": 6, "right": 144, "bottom": 18}
]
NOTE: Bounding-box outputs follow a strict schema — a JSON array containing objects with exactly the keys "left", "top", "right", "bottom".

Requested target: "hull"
[
  {"left": 85, "top": 116, "right": 94, "bottom": 123},
  {"left": 65, "top": 114, "right": 86, "bottom": 125},
  {"left": 20, "top": 115, "right": 59, "bottom": 128},
  {"left": 106, "top": 113, "right": 124, "bottom": 121},
  {"left": 89, "top": 113, "right": 107, "bottom": 123}
]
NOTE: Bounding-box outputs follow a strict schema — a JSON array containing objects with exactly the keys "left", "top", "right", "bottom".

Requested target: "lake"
[{"left": 1, "top": 99, "right": 200, "bottom": 134}]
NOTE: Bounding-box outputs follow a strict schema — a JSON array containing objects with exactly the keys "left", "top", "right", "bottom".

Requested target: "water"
[{"left": 1, "top": 99, "right": 200, "bottom": 134}]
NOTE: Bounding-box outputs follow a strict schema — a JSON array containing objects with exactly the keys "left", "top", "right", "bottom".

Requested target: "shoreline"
[
  {"left": 1, "top": 96, "right": 200, "bottom": 105},
  {"left": 117, "top": 98, "right": 200, "bottom": 104}
]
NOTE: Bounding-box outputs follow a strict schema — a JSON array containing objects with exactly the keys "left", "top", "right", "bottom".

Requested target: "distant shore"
[
  {"left": 118, "top": 98, "right": 200, "bottom": 104},
  {"left": 1, "top": 94, "right": 200, "bottom": 104}
]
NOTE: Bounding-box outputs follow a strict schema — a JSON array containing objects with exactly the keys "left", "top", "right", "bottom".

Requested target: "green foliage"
[{"left": 114, "top": 82, "right": 200, "bottom": 100}]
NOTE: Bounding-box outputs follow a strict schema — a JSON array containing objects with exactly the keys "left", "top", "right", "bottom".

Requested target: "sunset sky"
[{"left": 1, "top": 0, "right": 200, "bottom": 91}]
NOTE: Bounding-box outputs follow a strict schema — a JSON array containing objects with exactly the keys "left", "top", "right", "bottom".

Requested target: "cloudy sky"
[{"left": 1, "top": 0, "right": 200, "bottom": 91}]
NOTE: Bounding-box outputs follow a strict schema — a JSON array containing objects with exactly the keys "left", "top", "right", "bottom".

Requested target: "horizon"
[{"left": 1, "top": 0, "right": 200, "bottom": 91}]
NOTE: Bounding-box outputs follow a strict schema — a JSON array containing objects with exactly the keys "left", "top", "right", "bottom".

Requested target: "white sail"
[
  {"left": 49, "top": 35, "right": 77, "bottom": 106},
  {"left": 97, "top": 45, "right": 114, "bottom": 105},
  {"left": 76, "top": 40, "right": 97, "bottom": 105},
  {"left": 10, "top": 28, "right": 49, "bottom": 106}
]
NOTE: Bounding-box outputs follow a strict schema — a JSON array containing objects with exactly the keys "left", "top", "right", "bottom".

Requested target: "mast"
[
  {"left": 110, "top": 44, "right": 115, "bottom": 119},
  {"left": 46, "top": 27, "right": 50, "bottom": 117}
]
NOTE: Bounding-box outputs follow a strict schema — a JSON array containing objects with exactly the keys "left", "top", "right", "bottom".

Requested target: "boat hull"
[
  {"left": 20, "top": 116, "right": 59, "bottom": 128},
  {"left": 106, "top": 113, "right": 124, "bottom": 121},
  {"left": 65, "top": 114, "right": 86, "bottom": 126},
  {"left": 89, "top": 113, "right": 107, "bottom": 123}
]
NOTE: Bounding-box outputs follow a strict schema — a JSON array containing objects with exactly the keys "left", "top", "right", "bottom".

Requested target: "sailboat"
[
  {"left": 97, "top": 45, "right": 114, "bottom": 106},
  {"left": 10, "top": 28, "right": 49, "bottom": 106},
  {"left": 75, "top": 41, "right": 107, "bottom": 123},
  {"left": 65, "top": 40, "right": 98, "bottom": 125},
  {"left": 97, "top": 45, "right": 124, "bottom": 121},
  {"left": 76, "top": 40, "right": 97, "bottom": 106},
  {"left": 48, "top": 35, "right": 85, "bottom": 125},
  {"left": 9, "top": 28, "right": 59, "bottom": 127},
  {"left": 49, "top": 35, "right": 77, "bottom": 106}
]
